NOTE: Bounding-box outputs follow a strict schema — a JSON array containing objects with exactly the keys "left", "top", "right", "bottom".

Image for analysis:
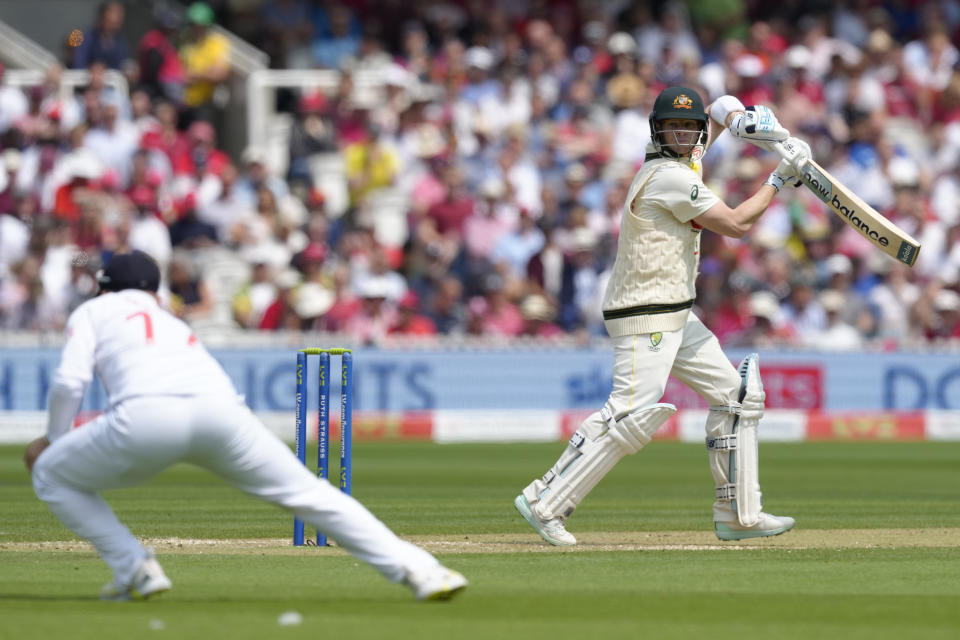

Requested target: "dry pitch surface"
[{"left": 4, "top": 528, "right": 957, "bottom": 555}]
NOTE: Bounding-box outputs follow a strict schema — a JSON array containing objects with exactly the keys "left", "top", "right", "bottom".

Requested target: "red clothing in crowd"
[{"left": 426, "top": 194, "right": 474, "bottom": 235}]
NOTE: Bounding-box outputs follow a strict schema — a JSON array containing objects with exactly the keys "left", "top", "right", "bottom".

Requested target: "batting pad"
[{"left": 525, "top": 403, "right": 676, "bottom": 521}]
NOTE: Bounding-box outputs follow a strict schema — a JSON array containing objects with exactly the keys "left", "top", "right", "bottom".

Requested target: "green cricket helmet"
[{"left": 649, "top": 86, "right": 708, "bottom": 158}]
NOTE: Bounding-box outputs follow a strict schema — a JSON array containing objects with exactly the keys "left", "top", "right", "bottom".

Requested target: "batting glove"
[
  {"left": 764, "top": 158, "right": 801, "bottom": 192},
  {"left": 778, "top": 136, "right": 812, "bottom": 172},
  {"left": 729, "top": 105, "right": 790, "bottom": 151}
]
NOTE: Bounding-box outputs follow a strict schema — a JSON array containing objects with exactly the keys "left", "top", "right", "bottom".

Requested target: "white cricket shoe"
[
  {"left": 715, "top": 512, "right": 796, "bottom": 541},
  {"left": 514, "top": 494, "right": 576, "bottom": 546},
  {"left": 404, "top": 565, "right": 468, "bottom": 601},
  {"left": 101, "top": 549, "right": 172, "bottom": 601}
]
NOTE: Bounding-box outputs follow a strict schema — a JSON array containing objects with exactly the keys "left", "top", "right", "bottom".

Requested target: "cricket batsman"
[
  {"left": 514, "top": 87, "right": 811, "bottom": 545},
  {"left": 23, "top": 250, "right": 466, "bottom": 601}
]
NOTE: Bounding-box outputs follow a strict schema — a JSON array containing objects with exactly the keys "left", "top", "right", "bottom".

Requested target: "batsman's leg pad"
[
  {"left": 522, "top": 403, "right": 676, "bottom": 521},
  {"left": 707, "top": 353, "right": 765, "bottom": 527}
]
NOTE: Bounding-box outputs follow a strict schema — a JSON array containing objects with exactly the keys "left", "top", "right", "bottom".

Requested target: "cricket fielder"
[
  {"left": 24, "top": 250, "right": 466, "bottom": 601},
  {"left": 515, "top": 87, "right": 809, "bottom": 545}
]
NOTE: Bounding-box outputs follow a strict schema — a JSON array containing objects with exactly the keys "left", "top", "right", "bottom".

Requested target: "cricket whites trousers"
[
  {"left": 584, "top": 313, "right": 743, "bottom": 517},
  {"left": 31, "top": 395, "right": 439, "bottom": 587}
]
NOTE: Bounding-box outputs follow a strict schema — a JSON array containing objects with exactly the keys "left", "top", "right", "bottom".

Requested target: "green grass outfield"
[{"left": 2, "top": 441, "right": 959, "bottom": 639}]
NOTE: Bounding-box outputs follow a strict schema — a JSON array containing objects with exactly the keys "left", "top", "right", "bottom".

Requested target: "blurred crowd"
[{"left": 1, "top": 0, "right": 960, "bottom": 348}]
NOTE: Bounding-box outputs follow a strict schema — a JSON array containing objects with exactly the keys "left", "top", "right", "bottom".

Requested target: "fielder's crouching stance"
[
  {"left": 24, "top": 250, "right": 466, "bottom": 601},
  {"left": 515, "top": 86, "right": 807, "bottom": 545}
]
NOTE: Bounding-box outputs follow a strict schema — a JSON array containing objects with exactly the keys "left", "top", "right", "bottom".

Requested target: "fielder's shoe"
[
  {"left": 405, "top": 565, "right": 468, "bottom": 601},
  {"left": 514, "top": 494, "right": 576, "bottom": 546},
  {"left": 715, "top": 512, "right": 796, "bottom": 541},
  {"left": 100, "top": 549, "right": 172, "bottom": 601}
]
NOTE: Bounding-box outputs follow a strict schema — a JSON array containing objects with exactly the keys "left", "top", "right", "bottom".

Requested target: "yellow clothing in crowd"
[
  {"left": 181, "top": 31, "right": 231, "bottom": 107},
  {"left": 344, "top": 142, "right": 399, "bottom": 205}
]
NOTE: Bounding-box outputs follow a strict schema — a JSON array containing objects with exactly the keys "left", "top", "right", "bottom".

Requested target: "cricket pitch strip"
[{"left": 3, "top": 528, "right": 958, "bottom": 555}]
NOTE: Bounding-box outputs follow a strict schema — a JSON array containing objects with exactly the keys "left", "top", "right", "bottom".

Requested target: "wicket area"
[{"left": 294, "top": 347, "right": 353, "bottom": 546}]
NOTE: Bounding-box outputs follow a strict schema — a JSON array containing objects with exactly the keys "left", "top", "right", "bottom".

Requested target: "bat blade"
[{"left": 776, "top": 144, "right": 922, "bottom": 267}]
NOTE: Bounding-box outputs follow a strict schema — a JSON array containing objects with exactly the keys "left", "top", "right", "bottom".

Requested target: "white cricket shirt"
[{"left": 47, "top": 290, "right": 239, "bottom": 439}]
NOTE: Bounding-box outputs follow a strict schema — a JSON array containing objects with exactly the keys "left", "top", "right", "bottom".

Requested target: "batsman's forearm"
[{"left": 731, "top": 185, "right": 777, "bottom": 231}]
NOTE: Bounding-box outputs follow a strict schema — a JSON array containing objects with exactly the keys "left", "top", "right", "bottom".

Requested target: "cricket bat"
[{"left": 775, "top": 143, "right": 921, "bottom": 267}]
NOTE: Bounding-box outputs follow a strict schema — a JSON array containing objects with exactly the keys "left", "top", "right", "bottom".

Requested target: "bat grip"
[{"left": 772, "top": 141, "right": 809, "bottom": 170}]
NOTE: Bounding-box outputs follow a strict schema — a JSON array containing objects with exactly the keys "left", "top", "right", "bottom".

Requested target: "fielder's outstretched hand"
[
  {"left": 729, "top": 105, "right": 789, "bottom": 151},
  {"left": 24, "top": 436, "right": 49, "bottom": 472}
]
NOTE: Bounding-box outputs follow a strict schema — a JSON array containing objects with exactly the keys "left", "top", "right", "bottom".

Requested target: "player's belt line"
[{"left": 603, "top": 300, "right": 694, "bottom": 320}]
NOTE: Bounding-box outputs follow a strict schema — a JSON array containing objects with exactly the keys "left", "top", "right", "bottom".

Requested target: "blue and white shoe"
[
  {"left": 514, "top": 494, "right": 576, "bottom": 546},
  {"left": 715, "top": 513, "right": 795, "bottom": 541},
  {"left": 101, "top": 549, "right": 172, "bottom": 601}
]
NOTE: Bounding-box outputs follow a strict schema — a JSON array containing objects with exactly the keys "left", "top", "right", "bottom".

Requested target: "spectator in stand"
[
  {"left": 287, "top": 90, "right": 337, "bottom": 184},
  {"left": 123, "top": 185, "right": 172, "bottom": 275},
  {"left": 389, "top": 291, "right": 437, "bottom": 336},
  {"left": 77, "top": 60, "right": 131, "bottom": 123},
  {"left": 402, "top": 125, "right": 448, "bottom": 216},
  {"left": 70, "top": 1, "right": 131, "bottom": 71},
  {"left": 168, "top": 194, "right": 217, "bottom": 250},
  {"left": 774, "top": 45, "right": 827, "bottom": 135},
  {"left": 475, "top": 272, "right": 523, "bottom": 337},
  {"left": 903, "top": 22, "right": 959, "bottom": 122},
  {"left": 731, "top": 54, "right": 774, "bottom": 106},
  {"left": 417, "top": 162, "right": 474, "bottom": 280},
  {"left": 258, "top": 267, "right": 302, "bottom": 330},
  {"left": 519, "top": 294, "right": 563, "bottom": 338},
  {"left": 231, "top": 254, "right": 278, "bottom": 329},
  {"left": 491, "top": 208, "right": 545, "bottom": 286},
  {"left": 311, "top": 5, "right": 361, "bottom": 70},
  {"left": 167, "top": 251, "right": 214, "bottom": 324},
  {"left": 180, "top": 2, "right": 231, "bottom": 126},
  {"left": 137, "top": 8, "right": 186, "bottom": 105},
  {"left": 291, "top": 281, "right": 335, "bottom": 331},
  {"left": 51, "top": 149, "right": 104, "bottom": 230},
  {"left": 424, "top": 275, "right": 465, "bottom": 335},
  {"left": 139, "top": 100, "right": 186, "bottom": 176},
  {"left": 607, "top": 71, "right": 649, "bottom": 168},
  {"left": 352, "top": 243, "right": 407, "bottom": 303},
  {"left": 318, "top": 259, "right": 360, "bottom": 333},
  {"left": 172, "top": 120, "right": 231, "bottom": 210},
  {"left": 260, "top": 0, "right": 314, "bottom": 69},
  {"left": 83, "top": 93, "right": 139, "bottom": 185},
  {"left": 823, "top": 253, "right": 869, "bottom": 328},
  {"left": 345, "top": 276, "right": 397, "bottom": 345},
  {"left": 814, "top": 289, "right": 864, "bottom": 349},
  {"left": 867, "top": 256, "right": 919, "bottom": 341},
  {"left": 557, "top": 226, "right": 602, "bottom": 331},
  {"left": 928, "top": 289, "right": 960, "bottom": 340},
  {"left": 0, "top": 254, "right": 64, "bottom": 331},
  {"left": 884, "top": 157, "right": 946, "bottom": 281},
  {"left": 0, "top": 148, "right": 23, "bottom": 214},
  {"left": 231, "top": 184, "right": 282, "bottom": 250},
  {"left": 462, "top": 178, "right": 516, "bottom": 281},
  {"left": 0, "top": 191, "right": 30, "bottom": 281},
  {"left": 235, "top": 146, "right": 289, "bottom": 204},
  {"left": 781, "top": 271, "right": 827, "bottom": 343},
  {"left": 727, "top": 291, "right": 801, "bottom": 348},
  {"left": 0, "top": 62, "right": 29, "bottom": 135},
  {"left": 344, "top": 118, "right": 399, "bottom": 208}
]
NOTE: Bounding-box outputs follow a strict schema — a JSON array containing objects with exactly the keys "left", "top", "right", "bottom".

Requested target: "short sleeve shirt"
[{"left": 641, "top": 162, "right": 720, "bottom": 223}]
